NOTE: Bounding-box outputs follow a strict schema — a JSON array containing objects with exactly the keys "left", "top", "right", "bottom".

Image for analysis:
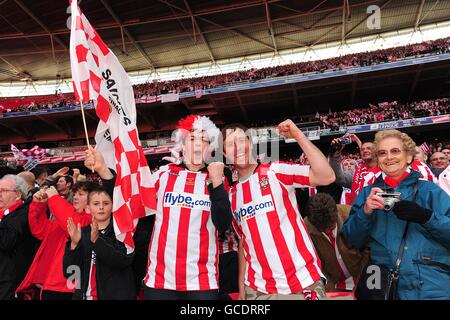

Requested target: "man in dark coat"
[{"left": 0, "top": 174, "right": 39, "bottom": 300}]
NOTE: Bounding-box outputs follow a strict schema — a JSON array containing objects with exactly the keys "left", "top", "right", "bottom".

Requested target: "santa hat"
[{"left": 163, "top": 115, "right": 220, "bottom": 164}]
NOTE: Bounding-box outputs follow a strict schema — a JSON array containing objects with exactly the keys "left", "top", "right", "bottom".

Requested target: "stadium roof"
[
  {"left": 1, "top": 56, "right": 449, "bottom": 147},
  {"left": 1, "top": 0, "right": 450, "bottom": 82}
]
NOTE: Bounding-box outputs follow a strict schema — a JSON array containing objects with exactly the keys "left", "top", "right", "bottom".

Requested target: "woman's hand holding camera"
[{"left": 363, "top": 187, "right": 385, "bottom": 215}]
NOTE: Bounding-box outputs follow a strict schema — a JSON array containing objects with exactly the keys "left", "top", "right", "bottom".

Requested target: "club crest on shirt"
[{"left": 259, "top": 177, "right": 270, "bottom": 190}]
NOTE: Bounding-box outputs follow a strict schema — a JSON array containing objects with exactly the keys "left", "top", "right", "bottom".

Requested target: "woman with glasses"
[{"left": 343, "top": 129, "right": 450, "bottom": 300}]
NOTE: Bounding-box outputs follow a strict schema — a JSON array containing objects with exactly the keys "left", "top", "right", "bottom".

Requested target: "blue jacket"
[{"left": 343, "top": 170, "right": 450, "bottom": 300}]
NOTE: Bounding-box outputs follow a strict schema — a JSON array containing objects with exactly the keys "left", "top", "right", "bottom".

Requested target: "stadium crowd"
[
  {"left": 1, "top": 37, "right": 449, "bottom": 115},
  {"left": 0, "top": 95, "right": 78, "bottom": 114},
  {"left": 240, "top": 96, "right": 449, "bottom": 130},
  {"left": 318, "top": 97, "right": 449, "bottom": 129},
  {"left": 133, "top": 37, "right": 450, "bottom": 97}
]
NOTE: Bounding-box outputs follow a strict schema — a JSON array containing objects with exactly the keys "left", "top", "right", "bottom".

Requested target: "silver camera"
[{"left": 376, "top": 192, "right": 401, "bottom": 211}]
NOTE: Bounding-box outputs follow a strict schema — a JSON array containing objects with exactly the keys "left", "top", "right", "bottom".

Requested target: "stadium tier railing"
[{"left": 1, "top": 112, "right": 448, "bottom": 165}]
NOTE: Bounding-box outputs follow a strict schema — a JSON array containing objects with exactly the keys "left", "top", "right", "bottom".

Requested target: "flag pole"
[{"left": 79, "top": 100, "right": 95, "bottom": 173}]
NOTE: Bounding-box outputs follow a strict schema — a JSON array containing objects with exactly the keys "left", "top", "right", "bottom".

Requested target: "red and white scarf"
[
  {"left": 340, "top": 187, "right": 352, "bottom": 205},
  {"left": 350, "top": 162, "right": 370, "bottom": 204}
]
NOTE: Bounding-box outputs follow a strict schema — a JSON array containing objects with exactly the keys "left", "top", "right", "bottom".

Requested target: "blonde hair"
[{"left": 373, "top": 129, "right": 416, "bottom": 158}]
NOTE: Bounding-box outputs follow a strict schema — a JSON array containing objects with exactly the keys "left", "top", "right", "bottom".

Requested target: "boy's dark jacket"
[{"left": 63, "top": 219, "right": 136, "bottom": 300}]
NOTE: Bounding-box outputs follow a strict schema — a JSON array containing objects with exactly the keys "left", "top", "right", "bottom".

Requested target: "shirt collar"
[{"left": 0, "top": 200, "right": 23, "bottom": 220}]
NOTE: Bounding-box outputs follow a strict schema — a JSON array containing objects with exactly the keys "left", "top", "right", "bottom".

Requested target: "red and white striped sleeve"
[{"left": 269, "top": 161, "right": 311, "bottom": 188}]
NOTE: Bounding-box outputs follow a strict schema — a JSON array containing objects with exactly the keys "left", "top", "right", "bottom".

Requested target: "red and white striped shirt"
[
  {"left": 218, "top": 228, "right": 239, "bottom": 255},
  {"left": 86, "top": 251, "right": 98, "bottom": 300},
  {"left": 144, "top": 164, "right": 219, "bottom": 291},
  {"left": 308, "top": 187, "right": 317, "bottom": 198},
  {"left": 230, "top": 162, "right": 323, "bottom": 295}
]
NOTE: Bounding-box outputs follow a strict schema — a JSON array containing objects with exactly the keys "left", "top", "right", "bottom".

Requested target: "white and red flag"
[
  {"left": 11, "top": 144, "right": 49, "bottom": 170},
  {"left": 69, "top": 0, "right": 156, "bottom": 253}
]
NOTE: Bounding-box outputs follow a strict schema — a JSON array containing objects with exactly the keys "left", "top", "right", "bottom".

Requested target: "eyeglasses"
[
  {"left": 376, "top": 148, "right": 403, "bottom": 158},
  {"left": 431, "top": 157, "right": 447, "bottom": 162},
  {"left": 0, "top": 189, "right": 17, "bottom": 194}
]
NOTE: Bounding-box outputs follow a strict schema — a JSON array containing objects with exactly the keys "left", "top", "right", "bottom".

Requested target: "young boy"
[{"left": 63, "top": 186, "right": 135, "bottom": 300}]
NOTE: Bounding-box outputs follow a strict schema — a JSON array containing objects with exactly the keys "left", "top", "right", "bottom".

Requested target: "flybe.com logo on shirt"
[
  {"left": 163, "top": 192, "right": 211, "bottom": 211},
  {"left": 234, "top": 195, "right": 275, "bottom": 223}
]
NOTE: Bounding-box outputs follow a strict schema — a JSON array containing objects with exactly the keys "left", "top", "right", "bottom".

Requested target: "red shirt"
[
  {"left": 17, "top": 196, "right": 92, "bottom": 294},
  {"left": 86, "top": 251, "right": 98, "bottom": 300}
]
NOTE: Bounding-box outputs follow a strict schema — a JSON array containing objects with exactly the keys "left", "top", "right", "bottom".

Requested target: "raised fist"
[
  {"left": 33, "top": 189, "right": 48, "bottom": 203},
  {"left": 277, "top": 119, "right": 302, "bottom": 140},
  {"left": 45, "top": 186, "right": 59, "bottom": 198},
  {"left": 207, "top": 162, "right": 225, "bottom": 187}
]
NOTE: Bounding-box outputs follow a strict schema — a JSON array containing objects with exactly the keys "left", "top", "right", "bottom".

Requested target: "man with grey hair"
[
  {"left": 17, "top": 172, "right": 39, "bottom": 204},
  {"left": 0, "top": 174, "right": 38, "bottom": 300},
  {"left": 414, "top": 146, "right": 428, "bottom": 163},
  {"left": 430, "top": 151, "right": 449, "bottom": 177}
]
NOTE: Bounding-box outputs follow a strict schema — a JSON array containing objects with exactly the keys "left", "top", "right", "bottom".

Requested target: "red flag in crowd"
[
  {"left": 69, "top": 0, "right": 156, "bottom": 253},
  {"left": 11, "top": 144, "right": 49, "bottom": 170}
]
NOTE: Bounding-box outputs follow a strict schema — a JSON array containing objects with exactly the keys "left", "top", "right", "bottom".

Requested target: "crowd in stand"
[
  {"left": 319, "top": 98, "right": 449, "bottom": 130},
  {"left": 0, "top": 96, "right": 78, "bottom": 114},
  {"left": 1, "top": 36, "right": 449, "bottom": 115},
  {"left": 241, "top": 97, "right": 449, "bottom": 131},
  {"left": 0, "top": 113, "right": 449, "bottom": 301},
  {"left": 133, "top": 37, "right": 450, "bottom": 98},
  {"left": 1, "top": 35, "right": 450, "bottom": 302}
]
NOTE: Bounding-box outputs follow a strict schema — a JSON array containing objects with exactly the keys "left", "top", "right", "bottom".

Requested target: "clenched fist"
[
  {"left": 72, "top": 168, "right": 81, "bottom": 182},
  {"left": 207, "top": 162, "right": 225, "bottom": 188},
  {"left": 277, "top": 119, "right": 303, "bottom": 140},
  {"left": 84, "top": 145, "right": 113, "bottom": 179},
  {"left": 45, "top": 186, "right": 59, "bottom": 199},
  {"left": 84, "top": 146, "right": 105, "bottom": 172},
  {"left": 33, "top": 189, "right": 48, "bottom": 203}
]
